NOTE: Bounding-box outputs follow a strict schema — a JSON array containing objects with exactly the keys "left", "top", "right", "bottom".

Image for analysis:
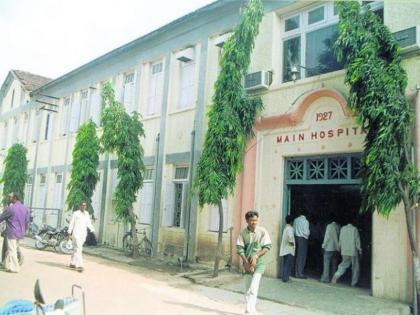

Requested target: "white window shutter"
[
  {"left": 89, "top": 90, "right": 101, "bottom": 125},
  {"left": 80, "top": 98, "right": 89, "bottom": 125},
  {"left": 209, "top": 199, "right": 228, "bottom": 232},
  {"left": 123, "top": 82, "right": 135, "bottom": 113},
  {"left": 139, "top": 182, "right": 153, "bottom": 224},
  {"left": 163, "top": 183, "right": 175, "bottom": 226},
  {"left": 69, "top": 100, "right": 81, "bottom": 133},
  {"left": 179, "top": 61, "right": 195, "bottom": 109}
]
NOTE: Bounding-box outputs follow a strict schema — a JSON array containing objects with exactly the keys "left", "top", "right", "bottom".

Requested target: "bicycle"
[{"left": 122, "top": 228, "right": 153, "bottom": 257}]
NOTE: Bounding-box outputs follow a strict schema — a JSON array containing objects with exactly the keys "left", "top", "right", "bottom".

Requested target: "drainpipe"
[
  {"left": 183, "top": 128, "right": 196, "bottom": 263},
  {"left": 151, "top": 133, "right": 160, "bottom": 256}
]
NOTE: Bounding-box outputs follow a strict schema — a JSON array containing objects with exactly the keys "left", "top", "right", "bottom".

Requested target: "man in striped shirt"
[{"left": 237, "top": 210, "right": 272, "bottom": 315}]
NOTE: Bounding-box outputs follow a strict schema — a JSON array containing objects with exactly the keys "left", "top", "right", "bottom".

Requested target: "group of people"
[
  {"left": 280, "top": 210, "right": 362, "bottom": 286},
  {"left": 0, "top": 193, "right": 95, "bottom": 273}
]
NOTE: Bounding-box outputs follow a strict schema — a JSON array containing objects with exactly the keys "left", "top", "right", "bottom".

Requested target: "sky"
[{"left": 0, "top": 0, "right": 215, "bottom": 84}]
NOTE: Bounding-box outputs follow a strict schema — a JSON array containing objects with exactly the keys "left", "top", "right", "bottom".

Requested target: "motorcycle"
[
  {"left": 27, "top": 213, "right": 39, "bottom": 238},
  {"left": 35, "top": 226, "right": 73, "bottom": 255}
]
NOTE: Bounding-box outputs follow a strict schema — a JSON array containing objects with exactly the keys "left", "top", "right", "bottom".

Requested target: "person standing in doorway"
[
  {"left": 237, "top": 210, "right": 272, "bottom": 315},
  {"left": 293, "top": 209, "right": 310, "bottom": 278},
  {"left": 68, "top": 201, "right": 95, "bottom": 272},
  {"left": 332, "top": 217, "right": 362, "bottom": 286},
  {"left": 0, "top": 193, "right": 29, "bottom": 273},
  {"left": 320, "top": 213, "right": 340, "bottom": 283},
  {"left": 280, "top": 215, "right": 295, "bottom": 282}
]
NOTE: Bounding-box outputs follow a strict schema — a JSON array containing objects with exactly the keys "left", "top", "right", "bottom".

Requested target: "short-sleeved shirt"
[
  {"left": 236, "top": 226, "right": 272, "bottom": 274},
  {"left": 280, "top": 224, "right": 295, "bottom": 256}
]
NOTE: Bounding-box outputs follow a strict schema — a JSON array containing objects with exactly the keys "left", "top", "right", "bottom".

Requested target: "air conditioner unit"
[
  {"left": 394, "top": 26, "right": 420, "bottom": 55},
  {"left": 244, "top": 70, "right": 273, "bottom": 91}
]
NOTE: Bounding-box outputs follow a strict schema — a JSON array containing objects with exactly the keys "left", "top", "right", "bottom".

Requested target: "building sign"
[{"left": 275, "top": 107, "right": 365, "bottom": 144}]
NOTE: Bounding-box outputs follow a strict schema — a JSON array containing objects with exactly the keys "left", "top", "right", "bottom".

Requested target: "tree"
[
  {"left": 66, "top": 120, "right": 100, "bottom": 216},
  {"left": 194, "top": 0, "right": 264, "bottom": 277},
  {"left": 335, "top": 1, "right": 420, "bottom": 310},
  {"left": 1, "top": 143, "right": 28, "bottom": 205},
  {"left": 100, "top": 82, "right": 145, "bottom": 258}
]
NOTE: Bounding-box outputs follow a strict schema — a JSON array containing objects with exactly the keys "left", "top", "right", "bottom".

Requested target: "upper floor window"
[
  {"left": 69, "top": 94, "right": 82, "bottom": 133},
  {"left": 123, "top": 72, "right": 136, "bottom": 113},
  {"left": 178, "top": 60, "right": 196, "bottom": 109},
  {"left": 282, "top": 3, "right": 343, "bottom": 82},
  {"left": 147, "top": 61, "right": 164, "bottom": 116},
  {"left": 1, "top": 122, "right": 8, "bottom": 149},
  {"left": 60, "top": 97, "right": 71, "bottom": 136}
]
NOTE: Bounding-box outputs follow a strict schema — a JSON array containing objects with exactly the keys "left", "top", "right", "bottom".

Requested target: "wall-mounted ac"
[
  {"left": 244, "top": 70, "right": 273, "bottom": 92},
  {"left": 393, "top": 26, "right": 420, "bottom": 55}
]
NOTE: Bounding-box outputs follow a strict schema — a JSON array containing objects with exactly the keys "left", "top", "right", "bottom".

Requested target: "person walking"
[
  {"left": 279, "top": 215, "right": 295, "bottom": 282},
  {"left": 320, "top": 214, "right": 340, "bottom": 283},
  {"left": 293, "top": 209, "right": 310, "bottom": 278},
  {"left": 237, "top": 210, "right": 272, "bottom": 315},
  {"left": 0, "top": 193, "right": 29, "bottom": 273},
  {"left": 332, "top": 217, "right": 362, "bottom": 286},
  {"left": 68, "top": 201, "right": 95, "bottom": 272}
]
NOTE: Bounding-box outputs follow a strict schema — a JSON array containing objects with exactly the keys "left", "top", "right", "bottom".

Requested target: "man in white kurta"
[
  {"left": 332, "top": 222, "right": 362, "bottom": 286},
  {"left": 320, "top": 217, "right": 340, "bottom": 283},
  {"left": 293, "top": 211, "right": 310, "bottom": 278},
  {"left": 68, "top": 202, "right": 95, "bottom": 272}
]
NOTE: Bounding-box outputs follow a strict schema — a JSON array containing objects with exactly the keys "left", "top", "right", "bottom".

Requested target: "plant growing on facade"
[
  {"left": 1, "top": 143, "right": 28, "bottom": 205},
  {"left": 335, "top": 0, "right": 420, "bottom": 309},
  {"left": 194, "top": 0, "right": 264, "bottom": 277},
  {"left": 100, "top": 82, "right": 145, "bottom": 258},
  {"left": 66, "top": 120, "right": 100, "bottom": 215}
]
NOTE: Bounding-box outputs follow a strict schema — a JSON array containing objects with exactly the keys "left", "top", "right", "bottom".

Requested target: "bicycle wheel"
[
  {"left": 139, "top": 238, "right": 152, "bottom": 257},
  {"left": 122, "top": 233, "right": 133, "bottom": 256}
]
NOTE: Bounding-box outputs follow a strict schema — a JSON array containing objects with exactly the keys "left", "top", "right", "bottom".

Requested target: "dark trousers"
[
  {"left": 282, "top": 254, "right": 294, "bottom": 282},
  {"left": 295, "top": 236, "right": 308, "bottom": 277}
]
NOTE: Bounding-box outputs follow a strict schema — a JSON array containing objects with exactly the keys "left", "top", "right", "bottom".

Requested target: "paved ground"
[{"left": 0, "top": 243, "right": 319, "bottom": 315}]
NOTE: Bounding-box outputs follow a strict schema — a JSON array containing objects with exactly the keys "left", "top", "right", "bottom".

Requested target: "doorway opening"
[
  {"left": 283, "top": 154, "right": 371, "bottom": 288},
  {"left": 289, "top": 184, "right": 371, "bottom": 288}
]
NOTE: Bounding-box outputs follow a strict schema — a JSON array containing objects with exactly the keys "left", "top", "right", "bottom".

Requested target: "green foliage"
[
  {"left": 195, "top": 0, "right": 264, "bottom": 207},
  {"left": 100, "top": 81, "right": 145, "bottom": 222},
  {"left": 1, "top": 143, "right": 28, "bottom": 205},
  {"left": 66, "top": 120, "right": 100, "bottom": 215},
  {"left": 335, "top": 1, "right": 419, "bottom": 215}
]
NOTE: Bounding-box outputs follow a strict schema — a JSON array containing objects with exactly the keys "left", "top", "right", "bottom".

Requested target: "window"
[
  {"left": 60, "top": 97, "right": 70, "bottom": 135},
  {"left": 24, "top": 176, "right": 33, "bottom": 204},
  {"left": 282, "top": 3, "right": 343, "bottom": 82},
  {"left": 89, "top": 87, "right": 102, "bottom": 125},
  {"left": 69, "top": 94, "right": 81, "bottom": 133},
  {"left": 79, "top": 90, "right": 89, "bottom": 125},
  {"left": 139, "top": 168, "right": 155, "bottom": 225},
  {"left": 163, "top": 167, "right": 189, "bottom": 228},
  {"left": 178, "top": 60, "right": 196, "bottom": 109},
  {"left": 10, "top": 89, "right": 15, "bottom": 108},
  {"left": 123, "top": 73, "right": 136, "bottom": 113},
  {"left": 147, "top": 62, "right": 164, "bottom": 116}
]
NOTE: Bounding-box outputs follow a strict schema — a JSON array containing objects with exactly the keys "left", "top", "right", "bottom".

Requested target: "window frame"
[{"left": 146, "top": 60, "right": 164, "bottom": 116}]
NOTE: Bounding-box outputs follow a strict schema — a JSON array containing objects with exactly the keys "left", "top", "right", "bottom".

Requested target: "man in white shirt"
[
  {"left": 280, "top": 215, "right": 295, "bottom": 282},
  {"left": 68, "top": 201, "right": 95, "bottom": 272},
  {"left": 332, "top": 218, "right": 362, "bottom": 286},
  {"left": 293, "top": 209, "right": 310, "bottom": 278},
  {"left": 320, "top": 214, "right": 340, "bottom": 283}
]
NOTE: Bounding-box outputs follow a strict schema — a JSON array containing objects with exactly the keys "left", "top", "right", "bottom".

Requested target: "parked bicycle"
[{"left": 122, "top": 228, "right": 152, "bottom": 257}]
